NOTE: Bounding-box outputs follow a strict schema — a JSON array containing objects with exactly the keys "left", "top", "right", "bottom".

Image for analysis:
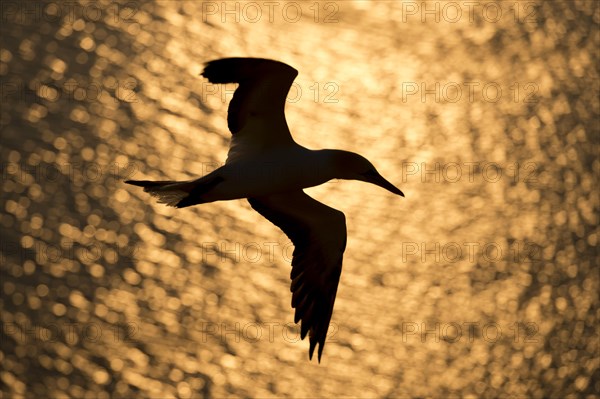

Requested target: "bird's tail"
[
  {"left": 126, "top": 174, "right": 224, "bottom": 208},
  {"left": 125, "top": 180, "right": 198, "bottom": 207}
]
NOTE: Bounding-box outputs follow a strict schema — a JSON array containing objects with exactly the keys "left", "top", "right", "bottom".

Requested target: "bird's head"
[{"left": 329, "top": 150, "right": 404, "bottom": 197}]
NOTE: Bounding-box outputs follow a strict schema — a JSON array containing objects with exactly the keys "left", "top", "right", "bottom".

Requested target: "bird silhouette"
[{"left": 126, "top": 58, "right": 404, "bottom": 362}]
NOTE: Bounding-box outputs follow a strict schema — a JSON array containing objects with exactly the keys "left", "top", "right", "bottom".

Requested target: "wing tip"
[
  {"left": 308, "top": 336, "right": 325, "bottom": 363},
  {"left": 308, "top": 339, "right": 317, "bottom": 361},
  {"left": 200, "top": 57, "right": 298, "bottom": 84}
]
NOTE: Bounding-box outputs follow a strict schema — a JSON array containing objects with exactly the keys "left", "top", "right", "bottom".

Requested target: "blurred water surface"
[{"left": 1, "top": 1, "right": 599, "bottom": 398}]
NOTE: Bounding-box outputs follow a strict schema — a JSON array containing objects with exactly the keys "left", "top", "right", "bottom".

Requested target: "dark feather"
[
  {"left": 248, "top": 191, "right": 346, "bottom": 362},
  {"left": 201, "top": 58, "right": 298, "bottom": 135}
]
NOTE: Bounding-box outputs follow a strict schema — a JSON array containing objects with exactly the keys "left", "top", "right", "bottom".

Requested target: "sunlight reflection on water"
[{"left": 1, "top": 1, "right": 598, "bottom": 397}]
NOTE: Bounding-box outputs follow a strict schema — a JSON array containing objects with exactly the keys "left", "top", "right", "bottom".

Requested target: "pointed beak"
[{"left": 364, "top": 170, "right": 404, "bottom": 197}]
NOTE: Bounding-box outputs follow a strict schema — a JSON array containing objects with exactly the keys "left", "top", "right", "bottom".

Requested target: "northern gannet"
[{"left": 126, "top": 58, "right": 404, "bottom": 362}]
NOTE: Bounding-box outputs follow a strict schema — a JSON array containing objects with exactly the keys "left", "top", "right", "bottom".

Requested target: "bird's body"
[
  {"left": 202, "top": 147, "right": 335, "bottom": 201},
  {"left": 126, "top": 58, "right": 403, "bottom": 361}
]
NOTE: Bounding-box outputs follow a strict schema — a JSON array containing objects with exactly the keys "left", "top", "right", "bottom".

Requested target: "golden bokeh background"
[{"left": 1, "top": 0, "right": 598, "bottom": 397}]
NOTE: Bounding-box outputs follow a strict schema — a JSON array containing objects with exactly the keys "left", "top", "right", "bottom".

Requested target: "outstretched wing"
[
  {"left": 248, "top": 191, "right": 347, "bottom": 362},
  {"left": 201, "top": 58, "right": 298, "bottom": 162}
]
